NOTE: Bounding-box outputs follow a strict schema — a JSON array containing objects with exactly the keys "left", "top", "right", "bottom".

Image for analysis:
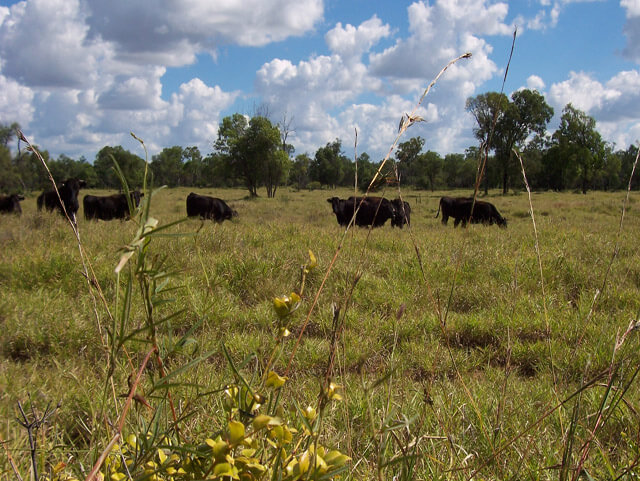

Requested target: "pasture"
[{"left": 1, "top": 186, "right": 640, "bottom": 480}]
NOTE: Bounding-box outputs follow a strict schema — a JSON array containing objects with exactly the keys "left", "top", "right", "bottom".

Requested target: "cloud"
[
  {"left": 0, "top": 0, "right": 317, "bottom": 159},
  {"left": 0, "top": 74, "right": 35, "bottom": 129},
  {"left": 0, "top": 0, "right": 105, "bottom": 88},
  {"left": 98, "top": 67, "right": 168, "bottom": 110},
  {"left": 165, "top": 78, "right": 240, "bottom": 147},
  {"left": 621, "top": 0, "right": 640, "bottom": 17},
  {"left": 550, "top": 71, "right": 622, "bottom": 113},
  {"left": 526, "top": 75, "right": 546, "bottom": 91},
  {"left": 255, "top": 2, "right": 501, "bottom": 158},
  {"left": 325, "top": 16, "right": 391, "bottom": 61},
  {"left": 368, "top": 0, "right": 509, "bottom": 93},
  {"left": 548, "top": 69, "right": 640, "bottom": 147},
  {"left": 622, "top": 0, "right": 640, "bottom": 62},
  {"left": 85, "top": 0, "right": 323, "bottom": 64}
]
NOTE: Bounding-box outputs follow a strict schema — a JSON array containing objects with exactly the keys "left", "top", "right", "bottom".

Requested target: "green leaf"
[
  {"left": 265, "top": 371, "right": 287, "bottom": 389},
  {"left": 308, "top": 249, "right": 317, "bottom": 269},
  {"left": 324, "top": 450, "right": 351, "bottom": 467},
  {"left": 205, "top": 437, "right": 229, "bottom": 461},
  {"left": 213, "top": 462, "right": 238, "bottom": 479},
  {"left": 228, "top": 420, "right": 245, "bottom": 445},
  {"left": 252, "top": 414, "right": 281, "bottom": 430},
  {"left": 273, "top": 296, "right": 289, "bottom": 318}
]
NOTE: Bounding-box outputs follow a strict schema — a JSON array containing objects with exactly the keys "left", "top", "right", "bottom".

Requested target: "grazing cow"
[
  {"left": 435, "top": 196, "right": 506, "bottom": 228},
  {"left": 37, "top": 178, "right": 87, "bottom": 223},
  {"left": 435, "top": 196, "right": 473, "bottom": 226},
  {"left": 391, "top": 198, "right": 411, "bottom": 228},
  {"left": 0, "top": 194, "right": 25, "bottom": 215},
  {"left": 186, "top": 192, "right": 237, "bottom": 223},
  {"left": 83, "top": 191, "right": 143, "bottom": 221},
  {"left": 467, "top": 200, "right": 507, "bottom": 227},
  {"left": 326, "top": 196, "right": 396, "bottom": 227}
]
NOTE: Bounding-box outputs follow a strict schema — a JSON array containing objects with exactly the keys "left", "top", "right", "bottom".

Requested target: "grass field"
[{"left": 1, "top": 185, "right": 640, "bottom": 480}]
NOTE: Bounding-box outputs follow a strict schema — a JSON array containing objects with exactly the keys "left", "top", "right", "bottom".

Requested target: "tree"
[
  {"left": 214, "top": 114, "right": 251, "bottom": 189},
  {"left": 290, "top": 153, "right": 311, "bottom": 190},
  {"left": 214, "top": 114, "right": 284, "bottom": 197},
  {"left": 12, "top": 147, "right": 49, "bottom": 191},
  {"left": 552, "top": 104, "right": 605, "bottom": 194},
  {"left": 0, "top": 144, "right": 20, "bottom": 193},
  {"left": 278, "top": 112, "right": 296, "bottom": 157},
  {"left": 310, "top": 139, "right": 350, "bottom": 188},
  {"left": 395, "top": 137, "right": 425, "bottom": 184},
  {"left": 94, "top": 146, "right": 146, "bottom": 188},
  {"left": 593, "top": 143, "right": 621, "bottom": 191},
  {"left": 152, "top": 146, "right": 184, "bottom": 187},
  {"left": 617, "top": 144, "right": 640, "bottom": 190},
  {"left": 519, "top": 134, "right": 549, "bottom": 191},
  {"left": 182, "top": 146, "right": 205, "bottom": 187},
  {"left": 442, "top": 153, "right": 464, "bottom": 188},
  {"left": 467, "top": 89, "right": 553, "bottom": 194},
  {"left": 264, "top": 149, "right": 291, "bottom": 198},
  {"left": 414, "top": 151, "right": 443, "bottom": 190},
  {"left": 0, "top": 122, "right": 20, "bottom": 148},
  {"left": 203, "top": 152, "right": 237, "bottom": 187}
]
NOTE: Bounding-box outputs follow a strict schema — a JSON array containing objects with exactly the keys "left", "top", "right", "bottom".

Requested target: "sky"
[{"left": 0, "top": 0, "right": 639, "bottom": 163}]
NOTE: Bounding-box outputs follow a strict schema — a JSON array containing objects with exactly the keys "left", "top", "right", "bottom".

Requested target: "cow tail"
[{"left": 435, "top": 201, "right": 441, "bottom": 218}]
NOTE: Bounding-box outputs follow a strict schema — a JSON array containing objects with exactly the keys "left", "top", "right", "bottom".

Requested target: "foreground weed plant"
[
  {"left": 85, "top": 248, "right": 349, "bottom": 481},
  {"left": 21, "top": 138, "right": 350, "bottom": 481}
]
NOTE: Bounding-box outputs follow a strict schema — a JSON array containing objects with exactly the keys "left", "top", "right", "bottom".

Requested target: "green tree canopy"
[
  {"left": 552, "top": 103, "right": 605, "bottom": 194},
  {"left": 214, "top": 114, "right": 284, "bottom": 197},
  {"left": 310, "top": 139, "right": 350, "bottom": 188},
  {"left": 0, "top": 122, "right": 20, "bottom": 148},
  {"left": 152, "top": 146, "right": 184, "bottom": 187},
  {"left": 94, "top": 146, "right": 146, "bottom": 189},
  {"left": 182, "top": 146, "right": 205, "bottom": 187},
  {"left": 290, "top": 153, "right": 311, "bottom": 190},
  {"left": 395, "top": 136, "right": 425, "bottom": 184},
  {"left": 467, "top": 89, "right": 553, "bottom": 193}
]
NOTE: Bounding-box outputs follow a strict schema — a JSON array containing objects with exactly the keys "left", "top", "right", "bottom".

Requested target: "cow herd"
[{"left": 1, "top": 179, "right": 508, "bottom": 230}]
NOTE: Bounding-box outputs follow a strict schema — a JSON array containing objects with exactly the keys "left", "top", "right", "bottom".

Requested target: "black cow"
[
  {"left": 468, "top": 200, "right": 507, "bottom": 227},
  {"left": 435, "top": 196, "right": 472, "bottom": 225},
  {"left": 83, "top": 191, "right": 143, "bottom": 221},
  {"left": 186, "top": 192, "right": 237, "bottom": 223},
  {"left": 435, "top": 196, "right": 506, "bottom": 227},
  {"left": 391, "top": 198, "right": 411, "bottom": 228},
  {"left": 37, "top": 178, "right": 87, "bottom": 223},
  {"left": 327, "top": 196, "right": 396, "bottom": 227},
  {"left": 0, "top": 194, "right": 25, "bottom": 215}
]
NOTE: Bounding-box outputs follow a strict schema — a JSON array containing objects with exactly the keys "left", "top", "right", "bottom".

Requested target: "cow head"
[{"left": 327, "top": 197, "right": 341, "bottom": 214}]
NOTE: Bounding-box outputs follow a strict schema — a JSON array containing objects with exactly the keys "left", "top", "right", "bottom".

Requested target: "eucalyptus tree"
[
  {"left": 310, "top": 139, "right": 350, "bottom": 188},
  {"left": 94, "top": 146, "right": 146, "bottom": 188},
  {"left": 467, "top": 89, "right": 553, "bottom": 193},
  {"left": 214, "top": 114, "right": 287, "bottom": 197},
  {"left": 552, "top": 103, "right": 605, "bottom": 194}
]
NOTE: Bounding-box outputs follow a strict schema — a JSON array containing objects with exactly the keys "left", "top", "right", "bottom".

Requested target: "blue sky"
[{"left": 0, "top": 0, "right": 639, "bottom": 163}]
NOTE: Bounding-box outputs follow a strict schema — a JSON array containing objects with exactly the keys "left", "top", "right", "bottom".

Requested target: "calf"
[
  {"left": 186, "top": 192, "right": 237, "bottom": 223},
  {"left": 84, "top": 191, "right": 143, "bottom": 221},
  {"left": 0, "top": 194, "right": 25, "bottom": 215}
]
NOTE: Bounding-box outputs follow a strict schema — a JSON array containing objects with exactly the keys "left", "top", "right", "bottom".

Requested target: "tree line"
[{"left": 1, "top": 90, "right": 637, "bottom": 197}]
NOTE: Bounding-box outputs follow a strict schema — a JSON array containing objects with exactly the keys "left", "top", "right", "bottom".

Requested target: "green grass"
[{"left": 1, "top": 187, "right": 640, "bottom": 480}]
